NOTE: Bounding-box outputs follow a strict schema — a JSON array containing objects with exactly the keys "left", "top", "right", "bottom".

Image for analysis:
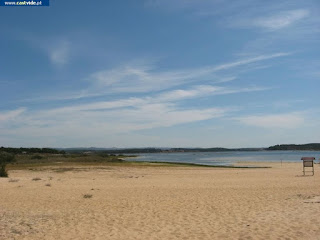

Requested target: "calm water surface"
[{"left": 132, "top": 151, "right": 320, "bottom": 166}]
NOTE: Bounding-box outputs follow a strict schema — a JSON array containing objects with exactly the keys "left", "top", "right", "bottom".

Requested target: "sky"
[{"left": 0, "top": 0, "right": 319, "bottom": 148}]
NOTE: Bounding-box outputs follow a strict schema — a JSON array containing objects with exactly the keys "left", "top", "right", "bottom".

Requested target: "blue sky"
[{"left": 0, "top": 0, "right": 319, "bottom": 148}]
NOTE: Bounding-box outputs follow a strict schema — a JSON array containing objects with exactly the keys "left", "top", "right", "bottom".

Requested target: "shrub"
[
  {"left": 0, "top": 152, "right": 15, "bottom": 178},
  {"left": 0, "top": 165, "right": 8, "bottom": 177},
  {"left": 31, "top": 155, "right": 44, "bottom": 160}
]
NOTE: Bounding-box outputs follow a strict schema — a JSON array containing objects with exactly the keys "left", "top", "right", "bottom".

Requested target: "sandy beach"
[{"left": 1, "top": 162, "right": 320, "bottom": 240}]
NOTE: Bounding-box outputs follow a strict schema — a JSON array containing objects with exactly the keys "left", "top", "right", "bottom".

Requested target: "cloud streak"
[
  {"left": 2, "top": 84, "right": 261, "bottom": 138},
  {"left": 1, "top": 102, "right": 230, "bottom": 138},
  {"left": 89, "top": 52, "right": 289, "bottom": 94},
  {"left": 252, "top": 9, "right": 309, "bottom": 31},
  {"left": 0, "top": 108, "right": 26, "bottom": 122},
  {"left": 236, "top": 113, "right": 305, "bottom": 129},
  {"left": 12, "top": 52, "right": 287, "bottom": 105},
  {"left": 36, "top": 84, "right": 268, "bottom": 116}
]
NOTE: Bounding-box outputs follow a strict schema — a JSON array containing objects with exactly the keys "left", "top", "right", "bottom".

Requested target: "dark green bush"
[
  {"left": 0, "top": 165, "right": 8, "bottom": 177},
  {"left": 0, "top": 152, "right": 15, "bottom": 177}
]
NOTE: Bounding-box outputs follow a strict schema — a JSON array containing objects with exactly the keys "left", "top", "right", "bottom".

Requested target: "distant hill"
[{"left": 267, "top": 143, "right": 320, "bottom": 151}]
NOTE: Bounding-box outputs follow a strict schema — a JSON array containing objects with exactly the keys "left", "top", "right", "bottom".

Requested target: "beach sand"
[{"left": 1, "top": 162, "right": 320, "bottom": 240}]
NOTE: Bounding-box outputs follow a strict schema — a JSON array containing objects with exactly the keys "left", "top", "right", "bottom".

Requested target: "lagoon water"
[{"left": 132, "top": 151, "right": 320, "bottom": 166}]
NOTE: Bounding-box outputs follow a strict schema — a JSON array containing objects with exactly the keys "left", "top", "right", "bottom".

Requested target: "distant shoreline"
[{"left": 2, "top": 143, "right": 320, "bottom": 155}]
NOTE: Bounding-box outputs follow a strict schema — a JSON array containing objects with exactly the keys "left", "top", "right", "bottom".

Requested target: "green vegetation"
[
  {"left": 3, "top": 151, "right": 261, "bottom": 171},
  {"left": 31, "top": 155, "right": 44, "bottom": 160},
  {"left": 0, "top": 147, "right": 64, "bottom": 154},
  {"left": 0, "top": 165, "right": 7, "bottom": 177},
  {"left": 65, "top": 148, "right": 163, "bottom": 154},
  {"left": 0, "top": 152, "right": 15, "bottom": 177},
  {"left": 5, "top": 152, "right": 129, "bottom": 170}
]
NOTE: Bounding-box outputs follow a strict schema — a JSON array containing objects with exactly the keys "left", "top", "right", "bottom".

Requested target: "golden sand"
[{"left": 1, "top": 162, "right": 320, "bottom": 240}]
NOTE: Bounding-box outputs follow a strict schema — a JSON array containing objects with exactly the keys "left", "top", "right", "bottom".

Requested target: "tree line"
[
  {"left": 0, "top": 147, "right": 65, "bottom": 154},
  {"left": 267, "top": 143, "right": 320, "bottom": 151}
]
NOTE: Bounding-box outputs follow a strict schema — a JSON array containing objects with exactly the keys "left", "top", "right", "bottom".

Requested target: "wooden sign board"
[{"left": 303, "top": 160, "right": 314, "bottom": 167}]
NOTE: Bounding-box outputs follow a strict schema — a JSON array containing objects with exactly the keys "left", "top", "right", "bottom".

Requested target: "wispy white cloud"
[
  {"left": 37, "top": 84, "right": 260, "bottom": 115},
  {"left": 2, "top": 84, "right": 254, "bottom": 138},
  {"left": 155, "top": 85, "right": 269, "bottom": 102},
  {"left": 156, "top": 85, "right": 222, "bottom": 102},
  {"left": 17, "top": 33, "right": 72, "bottom": 66},
  {"left": 89, "top": 52, "right": 289, "bottom": 94},
  {"left": 12, "top": 52, "right": 286, "bottom": 104},
  {"left": 146, "top": 0, "right": 312, "bottom": 30},
  {"left": 210, "top": 52, "right": 290, "bottom": 70},
  {"left": 0, "top": 108, "right": 26, "bottom": 122},
  {"left": 236, "top": 112, "right": 305, "bottom": 129},
  {"left": 252, "top": 9, "right": 309, "bottom": 31},
  {"left": 0, "top": 103, "right": 229, "bottom": 148},
  {"left": 48, "top": 40, "right": 70, "bottom": 65},
  {"left": 19, "top": 91, "right": 105, "bottom": 103},
  {"left": 0, "top": 81, "right": 272, "bottom": 146},
  {"left": 227, "top": 8, "right": 310, "bottom": 31},
  {"left": 1, "top": 102, "right": 229, "bottom": 138},
  {"left": 11, "top": 52, "right": 283, "bottom": 104}
]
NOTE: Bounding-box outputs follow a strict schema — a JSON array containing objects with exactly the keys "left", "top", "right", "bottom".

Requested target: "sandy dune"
[{"left": 1, "top": 162, "right": 320, "bottom": 240}]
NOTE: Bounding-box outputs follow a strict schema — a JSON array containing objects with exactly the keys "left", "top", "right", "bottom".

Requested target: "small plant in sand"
[
  {"left": 83, "top": 194, "right": 93, "bottom": 199},
  {"left": 45, "top": 183, "right": 51, "bottom": 187},
  {"left": 0, "top": 152, "right": 15, "bottom": 178},
  {"left": 8, "top": 179, "right": 19, "bottom": 182},
  {"left": 32, "top": 177, "right": 42, "bottom": 181}
]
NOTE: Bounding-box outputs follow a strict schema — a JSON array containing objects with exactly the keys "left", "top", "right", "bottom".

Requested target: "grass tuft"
[
  {"left": 32, "top": 177, "right": 42, "bottom": 181},
  {"left": 8, "top": 179, "right": 19, "bottom": 182},
  {"left": 83, "top": 194, "right": 93, "bottom": 199}
]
